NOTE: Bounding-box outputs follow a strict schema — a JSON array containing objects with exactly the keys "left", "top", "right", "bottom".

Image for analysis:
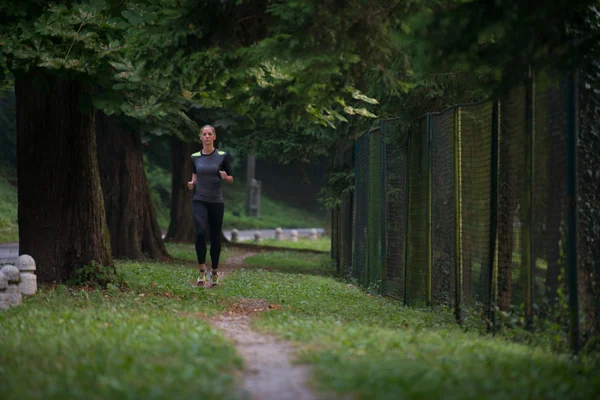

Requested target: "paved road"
[
  {"left": 223, "top": 228, "right": 325, "bottom": 242},
  {"left": 0, "top": 242, "right": 19, "bottom": 264},
  {"left": 0, "top": 228, "right": 326, "bottom": 264}
]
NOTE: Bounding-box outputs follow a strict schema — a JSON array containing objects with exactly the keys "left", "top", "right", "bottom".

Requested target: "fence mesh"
[
  {"left": 353, "top": 132, "right": 369, "bottom": 282},
  {"left": 340, "top": 147, "right": 355, "bottom": 279},
  {"left": 431, "top": 109, "right": 456, "bottom": 307},
  {"left": 329, "top": 67, "right": 597, "bottom": 352},
  {"left": 366, "top": 130, "right": 383, "bottom": 291},
  {"left": 497, "top": 86, "right": 528, "bottom": 314},
  {"left": 381, "top": 119, "right": 408, "bottom": 300},
  {"left": 404, "top": 120, "right": 430, "bottom": 307},
  {"left": 578, "top": 67, "right": 600, "bottom": 343},
  {"left": 331, "top": 146, "right": 355, "bottom": 277},
  {"left": 532, "top": 72, "right": 570, "bottom": 330},
  {"left": 459, "top": 102, "right": 494, "bottom": 309}
]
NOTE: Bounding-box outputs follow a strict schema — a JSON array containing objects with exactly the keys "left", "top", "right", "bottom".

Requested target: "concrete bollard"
[
  {"left": 0, "top": 265, "right": 21, "bottom": 306},
  {"left": 275, "top": 227, "right": 284, "bottom": 241},
  {"left": 290, "top": 230, "right": 298, "bottom": 242},
  {"left": 231, "top": 229, "right": 239, "bottom": 243},
  {"left": 254, "top": 231, "right": 262, "bottom": 243},
  {"left": 16, "top": 254, "right": 37, "bottom": 296},
  {"left": 310, "top": 228, "right": 318, "bottom": 240},
  {"left": 0, "top": 272, "right": 9, "bottom": 310}
]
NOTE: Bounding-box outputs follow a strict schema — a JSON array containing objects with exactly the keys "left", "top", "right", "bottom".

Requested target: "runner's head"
[{"left": 200, "top": 125, "right": 216, "bottom": 148}]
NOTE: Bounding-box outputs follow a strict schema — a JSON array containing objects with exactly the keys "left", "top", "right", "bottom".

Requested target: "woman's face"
[{"left": 200, "top": 127, "right": 216, "bottom": 147}]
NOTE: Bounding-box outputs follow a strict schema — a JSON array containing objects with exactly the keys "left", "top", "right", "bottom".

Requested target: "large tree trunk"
[
  {"left": 96, "top": 112, "right": 169, "bottom": 260},
  {"left": 15, "top": 70, "right": 112, "bottom": 283},
  {"left": 164, "top": 137, "right": 200, "bottom": 242}
]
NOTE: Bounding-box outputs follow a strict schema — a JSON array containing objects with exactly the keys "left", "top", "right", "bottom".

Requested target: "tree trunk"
[
  {"left": 15, "top": 70, "right": 112, "bottom": 283},
  {"left": 96, "top": 112, "right": 169, "bottom": 260},
  {"left": 164, "top": 137, "right": 200, "bottom": 242}
]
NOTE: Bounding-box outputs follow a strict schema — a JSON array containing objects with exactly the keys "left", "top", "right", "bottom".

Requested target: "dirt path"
[{"left": 210, "top": 252, "right": 319, "bottom": 400}]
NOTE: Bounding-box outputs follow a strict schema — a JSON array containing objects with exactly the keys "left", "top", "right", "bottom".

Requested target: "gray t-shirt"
[{"left": 191, "top": 149, "right": 233, "bottom": 203}]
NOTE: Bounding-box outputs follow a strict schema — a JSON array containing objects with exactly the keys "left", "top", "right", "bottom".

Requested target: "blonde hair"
[{"left": 200, "top": 125, "right": 216, "bottom": 135}]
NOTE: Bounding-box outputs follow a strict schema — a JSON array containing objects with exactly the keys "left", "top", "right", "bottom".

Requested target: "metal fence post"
[
  {"left": 363, "top": 131, "right": 371, "bottom": 287},
  {"left": 353, "top": 139, "right": 360, "bottom": 280},
  {"left": 380, "top": 122, "right": 387, "bottom": 295},
  {"left": 454, "top": 106, "right": 464, "bottom": 321},
  {"left": 427, "top": 114, "right": 433, "bottom": 307},
  {"left": 403, "top": 130, "right": 412, "bottom": 306},
  {"left": 345, "top": 146, "right": 355, "bottom": 277},
  {"left": 525, "top": 67, "right": 535, "bottom": 331},
  {"left": 488, "top": 100, "right": 501, "bottom": 329},
  {"left": 567, "top": 68, "right": 580, "bottom": 354}
]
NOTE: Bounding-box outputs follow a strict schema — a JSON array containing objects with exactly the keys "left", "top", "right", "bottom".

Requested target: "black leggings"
[{"left": 192, "top": 201, "right": 224, "bottom": 269}]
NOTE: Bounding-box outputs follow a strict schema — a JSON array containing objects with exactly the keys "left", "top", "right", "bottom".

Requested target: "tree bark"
[
  {"left": 164, "top": 137, "right": 200, "bottom": 242},
  {"left": 15, "top": 70, "right": 112, "bottom": 283},
  {"left": 96, "top": 112, "right": 169, "bottom": 260}
]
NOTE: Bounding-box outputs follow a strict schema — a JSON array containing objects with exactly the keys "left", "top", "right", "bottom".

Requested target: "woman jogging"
[{"left": 187, "top": 125, "right": 234, "bottom": 287}]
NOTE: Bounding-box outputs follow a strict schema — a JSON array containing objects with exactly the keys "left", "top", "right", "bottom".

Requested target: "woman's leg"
[
  {"left": 192, "top": 201, "right": 209, "bottom": 284},
  {"left": 206, "top": 202, "right": 225, "bottom": 285}
]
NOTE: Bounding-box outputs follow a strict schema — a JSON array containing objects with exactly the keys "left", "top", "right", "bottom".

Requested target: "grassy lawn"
[
  {"left": 254, "top": 237, "right": 331, "bottom": 252},
  {"left": 164, "top": 242, "right": 243, "bottom": 264},
  {"left": 2, "top": 251, "right": 598, "bottom": 400},
  {"left": 243, "top": 251, "right": 333, "bottom": 276},
  {"left": 147, "top": 172, "right": 327, "bottom": 233},
  {"left": 223, "top": 265, "right": 600, "bottom": 400},
  {"left": 221, "top": 179, "right": 325, "bottom": 230},
  {"left": 0, "top": 260, "right": 241, "bottom": 400},
  {"left": 0, "top": 164, "right": 326, "bottom": 243},
  {"left": 0, "top": 165, "right": 18, "bottom": 242}
]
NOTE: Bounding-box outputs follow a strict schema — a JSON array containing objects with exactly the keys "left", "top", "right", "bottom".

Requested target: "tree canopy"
[{"left": 408, "top": 0, "right": 600, "bottom": 93}]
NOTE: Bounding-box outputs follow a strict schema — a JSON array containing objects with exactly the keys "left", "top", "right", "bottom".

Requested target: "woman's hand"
[
  {"left": 219, "top": 170, "right": 233, "bottom": 183},
  {"left": 187, "top": 181, "right": 195, "bottom": 190}
]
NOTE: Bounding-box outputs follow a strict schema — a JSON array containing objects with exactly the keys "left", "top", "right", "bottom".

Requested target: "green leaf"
[{"left": 121, "top": 10, "right": 142, "bottom": 25}]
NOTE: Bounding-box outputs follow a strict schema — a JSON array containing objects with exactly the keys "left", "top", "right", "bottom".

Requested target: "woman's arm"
[
  {"left": 219, "top": 170, "right": 233, "bottom": 183},
  {"left": 219, "top": 154, "right": 234, "bottom": 184}
]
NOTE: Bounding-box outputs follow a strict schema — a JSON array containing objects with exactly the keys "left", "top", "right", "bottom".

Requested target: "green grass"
[
  {"left": 254, "top": 237, "right": 331, "bottom": 252},
  {"left": 0, "top": 260, "right": 242, "bottom": 400},
  {"left": 3, "top": 252, "right": 598, "bottom": 400},
  {"left": 0, "top": 164, "right": 18, "bottom": 242},
  {"left": 145, "top": 160, "right": 327, "bottom": 232},
  {"left": 221, "top": 179, "right": 325, "bottom": 230},
  {"left": 243, "top": 251, "right": 333, "bottom": 276},
  {"left": 165, "top": 242, "right": 242, "bottom": 264},
  {"left": 220, "top": 267, "right": 600, "bottom": 400},
  {"left": 0, "top": 161, "right": 327, "bottom": 243}
]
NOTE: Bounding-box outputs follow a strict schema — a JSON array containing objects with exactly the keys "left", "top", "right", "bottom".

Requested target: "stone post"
[
  {"left": 0, "top": 265, "right": 21, "bottom": 306},
  {"left": 16, "top": 254, "right": 37, "bottom": 296},
  {"left": 231, "top": 229, "right": 239, "bottom": 243},
  {"left": 275, "top": 227, "right": 284, "bottom": 241},
  {"left": 310, "top": 228, "right": 318, "bottom": 240},
  {"left": 0, "top": 272, "right": 9, "bottom": 311},
  {"left": 291, "top": 230, "right": 298, "bottom": 242},
  {"left": 254, "top": 231, "right": 262, "bottom": 243}
]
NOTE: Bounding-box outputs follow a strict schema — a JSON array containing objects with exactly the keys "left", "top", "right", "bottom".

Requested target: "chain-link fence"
[
  {"left": 331, "top": 69, "right": 599, "bottom": 353},
  {"left": 381, "top": 119, "right": 408, "bottom": 300},
  {"left": 352, "top": 132, "right": 369, "bottom": 281}
]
